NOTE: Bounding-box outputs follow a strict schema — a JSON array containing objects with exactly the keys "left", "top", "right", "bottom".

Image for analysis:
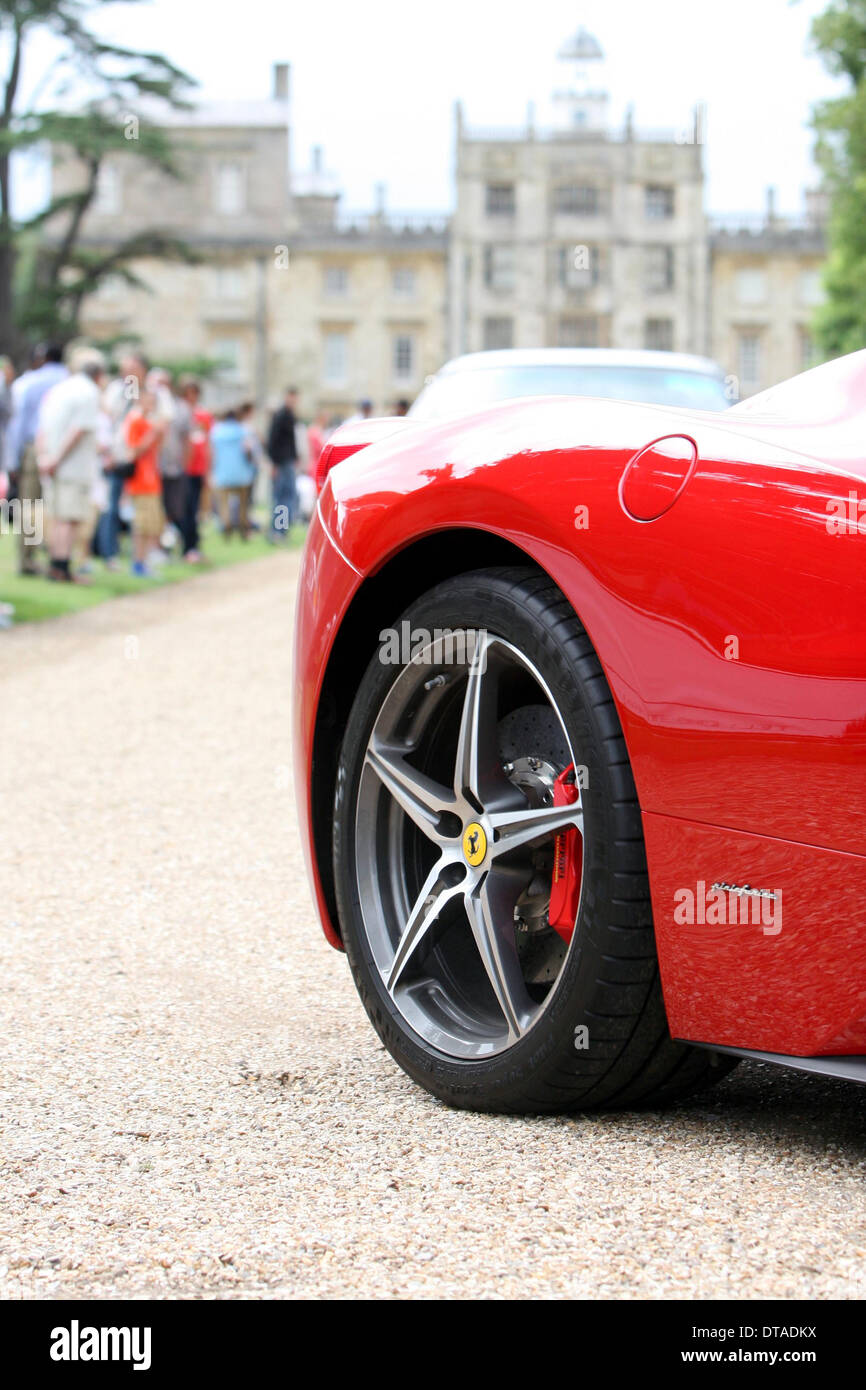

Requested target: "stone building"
[
  {"left": 270, "top": 184, "right": 448, "bottom": 418},
  {"left": 448, "top": 28, "right": 710, "bottom": 358},
  {"left": 709, "top": 191, "right": 827, "bottom": 396},
  {"left": 54, "top": 33, "right": 830, "bottom": 413},
  {"left": 59, "top": 65, "right": 448, "bottom": 415}
]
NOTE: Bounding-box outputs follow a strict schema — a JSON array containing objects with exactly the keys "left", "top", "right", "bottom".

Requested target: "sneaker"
[{"left": 131, "top": 561, "right": 151, "bottom": 579}]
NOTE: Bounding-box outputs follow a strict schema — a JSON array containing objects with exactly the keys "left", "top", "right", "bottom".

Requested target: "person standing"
[
  {"left": 124, "top": 390, "right": 164, "bottom": 577},
  {"left": 6, "top": 343, "right": 67, "bottom": 574},
  {"left": 238, "top": 401, "right": 263, "bottom": 530},
  {"left": 211, "top": 408, "right": 254, "bottom": 539},
  {"left": 180, "top": 378, "right": 212, "bottom": 562},
  {"left": 266, "top": 386, "right": 299, "bottom": 542},
  {"left": 157, "top": 376, "right": 192, "bottom": 554},
  {"left": 0, "top": 356, "right": 14, "bottom": 488},
  {"left": 35, "top": 347, "right": 105, "bottom": 583},
  {"left": 342, "top": 397, "right": 374, "bottom": 427},
  {"left": 100, "top": 354, "right": 172, "bottom": 567}
]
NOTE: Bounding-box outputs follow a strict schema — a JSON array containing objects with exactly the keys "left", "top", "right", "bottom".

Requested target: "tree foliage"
[
  {"left": 0, "top": 0, "right": 196, "bottom": 354},
  {"left": 811, "top": 0, "right": 866, "bottom": 356}
]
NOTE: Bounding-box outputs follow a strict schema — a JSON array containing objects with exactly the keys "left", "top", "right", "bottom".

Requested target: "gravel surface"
[{"left": 2, "top": 552, "right": 866, "bottom": 1300}]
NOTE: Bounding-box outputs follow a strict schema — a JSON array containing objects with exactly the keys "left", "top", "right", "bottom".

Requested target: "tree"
[
  {"left": 810, "top": 0, "right": 866, "bottom": 357},
  {"left": 0, "top": 0, "right": 197, "bottom": 355}
]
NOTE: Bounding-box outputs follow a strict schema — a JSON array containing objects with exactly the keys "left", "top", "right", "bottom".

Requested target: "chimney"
[
  {"left": 312, "top": 145, "right": 323, "bottom": 174},
  {"left": 766, "top": 185, "right": 777, "bottom": 225},
  {"left": 375, "top": 182, "right": 387, "bottom": 217},
  {"left": 272, "top": 62, "right": 290, "bottom": 102}
]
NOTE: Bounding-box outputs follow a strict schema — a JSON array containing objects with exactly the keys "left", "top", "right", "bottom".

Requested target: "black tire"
[{"left": 333, "top": 566, "right": 737, "bottom": 1112}]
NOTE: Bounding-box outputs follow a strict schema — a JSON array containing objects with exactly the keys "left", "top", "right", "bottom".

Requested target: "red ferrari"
[{"left": 293, "top": 350, "right": 866, "bottom": 1112}]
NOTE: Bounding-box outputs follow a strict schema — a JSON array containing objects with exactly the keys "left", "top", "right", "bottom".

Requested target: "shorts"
[
  {"left": 41, "top": 475, "right": 91, "bottom": 524},
  {"left": 131, "top": 492, "right": 164, "bottom": 537}
]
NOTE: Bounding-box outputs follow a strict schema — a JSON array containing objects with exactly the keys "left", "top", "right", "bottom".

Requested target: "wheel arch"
[{"left": 310, "top": 526, "right": 628, "bottom": 943}]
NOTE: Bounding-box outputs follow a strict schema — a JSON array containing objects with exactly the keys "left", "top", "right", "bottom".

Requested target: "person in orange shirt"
[{"left": 124, "top": 390, "right": 165, "bottom": 577}]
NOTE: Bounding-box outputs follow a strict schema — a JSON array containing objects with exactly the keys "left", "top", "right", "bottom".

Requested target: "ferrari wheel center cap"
[{"left": 462, "top": 821, "right": 488, "bottom": 867}]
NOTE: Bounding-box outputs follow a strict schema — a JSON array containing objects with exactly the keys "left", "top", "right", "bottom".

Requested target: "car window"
[{"left": 409, "top": 364, "right": 730, "bottom": 420}]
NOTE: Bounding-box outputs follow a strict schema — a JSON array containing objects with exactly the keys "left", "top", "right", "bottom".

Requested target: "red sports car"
[{"left": 293, "top": 350, "right": 866, "bottom": 1112}]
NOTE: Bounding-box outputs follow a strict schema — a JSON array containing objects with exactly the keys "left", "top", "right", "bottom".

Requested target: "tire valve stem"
[{"left": 423, "top": 673, "right": 448, "bottom": 692}]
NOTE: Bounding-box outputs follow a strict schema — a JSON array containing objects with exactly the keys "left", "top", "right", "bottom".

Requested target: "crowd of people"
[{"left": 0, "top": 342, "right": 408, "bottom": 585}]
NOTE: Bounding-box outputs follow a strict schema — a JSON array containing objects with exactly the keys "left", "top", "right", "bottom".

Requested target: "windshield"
[{"left": 409, "top": 363, "right": 730, "bottom": 420}]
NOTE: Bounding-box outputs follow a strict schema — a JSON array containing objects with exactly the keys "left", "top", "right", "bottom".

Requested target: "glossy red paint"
[
  {"left": 293, "top": 351, "right": 866, "bottom": 1056},
  {"left": 292, "top": 511, "right": 361, "bottom": 950},
  {"left": 314, "top": 417, "right": 408, "bottom": 493},
  {"left": 619, "top": 434, "right": 698, "bottom": 521}
]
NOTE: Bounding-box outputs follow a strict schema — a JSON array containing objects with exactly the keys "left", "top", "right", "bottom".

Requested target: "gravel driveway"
[{"left": 2, "top": 552, "right": 866, "bottom": 1300}]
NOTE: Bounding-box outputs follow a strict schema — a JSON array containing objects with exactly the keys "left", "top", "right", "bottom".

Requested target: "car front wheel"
[{"left": 333, "top": 566, "right": 736, "bottom": 1112}]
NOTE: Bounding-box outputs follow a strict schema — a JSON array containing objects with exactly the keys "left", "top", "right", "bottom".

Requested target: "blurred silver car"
[{"left": 409, "top": 348, "right": 732, "bottom": 420}]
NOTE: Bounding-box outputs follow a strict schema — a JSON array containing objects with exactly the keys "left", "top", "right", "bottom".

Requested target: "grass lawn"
[{"left": 0, "top": 513, "right": 304, "bottom": 624}]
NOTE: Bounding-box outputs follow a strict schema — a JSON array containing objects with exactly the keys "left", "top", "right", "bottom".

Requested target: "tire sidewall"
[{"left": 333, "top": 569, "right": 648, "bottom": 1111}]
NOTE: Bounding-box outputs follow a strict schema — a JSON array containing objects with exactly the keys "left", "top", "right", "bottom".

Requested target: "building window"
[
  {"left": 211, "top": 264, "right": 245, "bottom": 300},
  {"left": 558, "top": 316, "right": 599, "bottom": 348},
  {"left": 392, "top": 266, "right": 416, "bottom": 298},
  {"left": 645, "top": 185, "right": 675, "bottom": 220},
  {"left": 644, "top": 317, "right": 674, "bottom": 351},
  {"left": 800, "top": 269, "right": 824, "bottom": 307},
  {"left": 323, "top": 331, "right": 349, "bottom": 386},
  {"left": 483, "top": 244, "right": 517, "bottom": 293},
  {"left": 214, "top": 162, "right": 245, "bottom": 215},
  {"left": 323, "top": 265, "right": 349, "bottom": 297},
  {"left": 93, "top": 163, "right": 121, "bottom": 216},
  {"left": 483, "top": 317, "right": 513, "bottom": 350},
  {"left": 392, "top": 334, "right": 415, "bottom": 383},
  {"left": 645, "top": 245, "right": 675, "bottom": 293},
  {"left": 554, "top": 184, "right": 600, "bottom": 216},
  {"left": 737, "top": 331, "right": 762, "bottom": 391},
  {"left": 735, "top": 268, "right": 767, "bottom": 304},
  {"left": 485, "top": 183, "right": 515, "bottom": 217},
  {"left": 557, "top": 244, "right": 601, "bottom": 290},
  {"left": 212, "top": 338, "right": 242, "bottom": 380}
]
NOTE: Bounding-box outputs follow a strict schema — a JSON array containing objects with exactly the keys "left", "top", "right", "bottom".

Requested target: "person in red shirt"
[
  {"left": 124, "top": 390, "right": 165, "bottom": 577},
  {"left": 180, "top": 378, "right": 213, "bottom": 563}
]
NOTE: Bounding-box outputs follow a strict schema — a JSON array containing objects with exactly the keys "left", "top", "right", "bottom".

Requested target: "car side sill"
[{"left": 682, "top": 1042, "right": 866, "bottom": 1084}]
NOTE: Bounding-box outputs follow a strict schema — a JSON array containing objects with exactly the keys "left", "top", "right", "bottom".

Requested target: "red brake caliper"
[{"left": 549, "top": 764, "right": 582, "bottom": 943}]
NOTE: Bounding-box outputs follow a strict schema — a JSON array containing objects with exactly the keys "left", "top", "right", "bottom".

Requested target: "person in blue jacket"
[{"left": 211, "top": 408, "right": 255, "bottom": 539}]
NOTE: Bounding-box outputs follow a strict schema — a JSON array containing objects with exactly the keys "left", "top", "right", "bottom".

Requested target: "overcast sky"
[{"left": 11, "top": 0, "right": 842, "bottom": 217}]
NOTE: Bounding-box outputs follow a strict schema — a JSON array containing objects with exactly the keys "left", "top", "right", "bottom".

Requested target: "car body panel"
[
  {"left": 294, "top": 351, "right": 866, "bottom": 1058},
  {"left": 293, "top": 510, "right": 362, "bottom": 950}
]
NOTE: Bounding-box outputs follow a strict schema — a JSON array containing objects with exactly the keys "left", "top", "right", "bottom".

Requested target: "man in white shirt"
[{"left": 37, "top": 346, "right": 106, "bottom": 582}]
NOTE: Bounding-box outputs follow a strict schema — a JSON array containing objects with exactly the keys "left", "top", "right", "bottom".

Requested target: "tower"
[{"left": 552, "top": 26, "right": 609, "bottom": 131}]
